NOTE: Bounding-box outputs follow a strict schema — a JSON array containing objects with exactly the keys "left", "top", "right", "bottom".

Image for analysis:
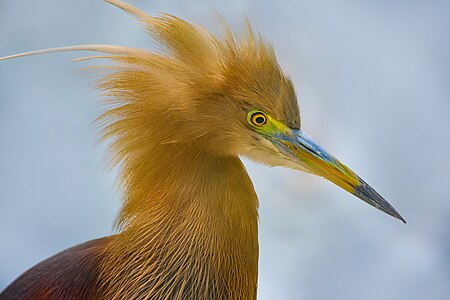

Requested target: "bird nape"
[{"left": 0, "top": 0, "right": 405, "bottom": 299}]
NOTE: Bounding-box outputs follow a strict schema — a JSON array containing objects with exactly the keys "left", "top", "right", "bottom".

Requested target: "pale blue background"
[{"left": 1, "top": 1, "right": 449, "bottom": 299}]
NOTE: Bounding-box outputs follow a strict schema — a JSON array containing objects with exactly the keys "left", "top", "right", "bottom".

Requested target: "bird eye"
[{"left": 249, "top": 111, "right": 267, "bottom": 127}]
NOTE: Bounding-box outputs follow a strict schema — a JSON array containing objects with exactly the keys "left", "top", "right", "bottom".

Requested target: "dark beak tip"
[
  {"left": 394, "top": 212, "right": 407, "bottom": 224},
  {"left": 381, "top": 203, "right": 406, "bottom": 224},
  {"left": 377, "top": 203, "right": 406, "bottom": 224},
  {"left": 354, "top": 180, "right": 406, "bottom": 224}
]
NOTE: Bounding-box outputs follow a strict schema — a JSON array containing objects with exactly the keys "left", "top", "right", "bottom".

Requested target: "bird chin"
[{"left": 241, "top": 137, "right": 309, "bottom": 172}]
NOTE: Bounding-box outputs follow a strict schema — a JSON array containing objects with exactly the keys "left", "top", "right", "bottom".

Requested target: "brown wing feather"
[{"left": 0, "top": 237, "right": 113, "bottom": 300}]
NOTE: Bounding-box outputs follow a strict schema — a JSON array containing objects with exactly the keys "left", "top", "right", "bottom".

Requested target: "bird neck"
[{"left": 100, "top": 144, "right": 259, "bottom": 299}]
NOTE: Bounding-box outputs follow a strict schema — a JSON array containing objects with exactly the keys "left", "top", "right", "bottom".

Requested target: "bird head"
[
  {"left": 196, "top": 35, "right": 404, "bottom": 222},
  {"left": 0, "top": 0, "right": 405, "bottom": 223}
]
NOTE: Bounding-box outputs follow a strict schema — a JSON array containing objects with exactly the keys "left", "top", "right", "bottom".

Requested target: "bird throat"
[{"left": 99, "top": 144, "right": 259, "bottom": 299}]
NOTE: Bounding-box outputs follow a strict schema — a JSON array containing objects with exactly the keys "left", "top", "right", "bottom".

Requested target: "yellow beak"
[{"left": 271, "top": 129, "right": 406, "bottom": 223}]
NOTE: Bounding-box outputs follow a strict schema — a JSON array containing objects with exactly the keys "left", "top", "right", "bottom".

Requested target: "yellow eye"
[{"left": 249, "top": 111, "right": 267, "bottom": 126}]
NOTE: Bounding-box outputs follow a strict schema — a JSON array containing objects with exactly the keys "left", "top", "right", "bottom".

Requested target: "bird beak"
[{"left": 271, "top": 129, "right": 406, "bottom": 223}]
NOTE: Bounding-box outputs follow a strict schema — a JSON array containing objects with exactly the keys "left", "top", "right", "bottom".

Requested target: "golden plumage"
[
  {"left": 0, "top": 1, "right": 405, "bottom": 299},
  {"left": 91, "top": 2, "right": 292, "bottom": 298}
]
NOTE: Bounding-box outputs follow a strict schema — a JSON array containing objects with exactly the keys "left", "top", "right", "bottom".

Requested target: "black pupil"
[{"left": 255, "top": 116, "right": 265, "bottom": 124}]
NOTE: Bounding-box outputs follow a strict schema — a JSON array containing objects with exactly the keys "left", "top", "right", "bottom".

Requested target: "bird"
[{"left": 0, "top": 0, "right": 405, "bottom": 299}]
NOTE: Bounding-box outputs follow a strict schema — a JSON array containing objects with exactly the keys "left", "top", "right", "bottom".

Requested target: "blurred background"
[{"left": 1, "top": 0, "right": 449, "bottom": 299}]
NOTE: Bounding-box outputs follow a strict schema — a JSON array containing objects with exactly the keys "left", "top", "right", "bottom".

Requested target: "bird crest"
[{"left": 0, "top": 1, "right": 299, "bottom": 173}]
